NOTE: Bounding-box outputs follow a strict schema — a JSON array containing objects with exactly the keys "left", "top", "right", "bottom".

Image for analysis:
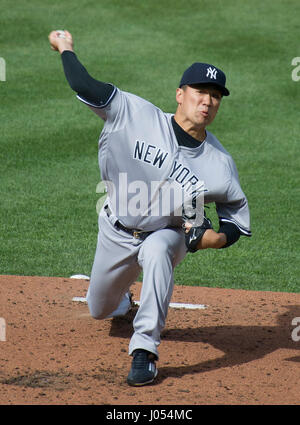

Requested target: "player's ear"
[{"left": 176, "top": 87, "right": 184, "bottom": 105}]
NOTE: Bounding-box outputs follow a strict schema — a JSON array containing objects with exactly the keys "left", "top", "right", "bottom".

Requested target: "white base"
[{"left": 70, "top": 275, "right": 90, "bottom": 280}]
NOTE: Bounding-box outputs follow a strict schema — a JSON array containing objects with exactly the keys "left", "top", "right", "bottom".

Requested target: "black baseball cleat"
[{"left": 127, "top": 349, "right": 158, "bottom": 386}]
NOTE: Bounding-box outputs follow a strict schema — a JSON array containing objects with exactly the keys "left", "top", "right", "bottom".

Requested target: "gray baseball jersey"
[
  {"left": 80, "top": 87, "right": 251, "bottom": 236},
  {"left": 77, "top": 85, "right": 251, "bottom": 359}
]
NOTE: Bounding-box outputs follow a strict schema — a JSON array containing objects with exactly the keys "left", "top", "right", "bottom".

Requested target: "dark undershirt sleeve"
[
  {"left": 218, "top": 221, "right": 241, "bottom": 248},
  {"left": 61, "top": 50, "right": 115, "bottom": 107}
]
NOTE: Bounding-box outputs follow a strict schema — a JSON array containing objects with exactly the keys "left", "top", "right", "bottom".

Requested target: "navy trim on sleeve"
[
  {"left": 76, "top": 85, "right": 117, "bottom": 108},
  {"left": 219, "top": 217, "right": 252, "bottom": 237},
  {"left": 218, "top": 221, "right": 241, "bottom": 248}
]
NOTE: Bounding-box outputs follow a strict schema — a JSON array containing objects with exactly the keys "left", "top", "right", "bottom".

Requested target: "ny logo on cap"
[{"left": 206, "top": 67, "right": 217, "bottom": 80}]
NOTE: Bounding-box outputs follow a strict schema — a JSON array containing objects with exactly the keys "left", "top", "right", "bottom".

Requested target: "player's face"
[{"left": 176, "top": 84, "right": 222, "bottom": 128}]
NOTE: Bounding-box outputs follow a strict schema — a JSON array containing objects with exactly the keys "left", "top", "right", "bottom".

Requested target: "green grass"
[{"left": 0, "top": 0, "right": 299, "bottom": 292}]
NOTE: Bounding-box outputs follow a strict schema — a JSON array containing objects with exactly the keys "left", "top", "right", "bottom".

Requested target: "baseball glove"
[{"left": 184, "top": 215, "right": 213, "bottom": 253}]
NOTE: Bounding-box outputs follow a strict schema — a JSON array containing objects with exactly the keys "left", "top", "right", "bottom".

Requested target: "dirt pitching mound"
[{"left": 0, "top": 275, "right": 299, "bottom": 405}]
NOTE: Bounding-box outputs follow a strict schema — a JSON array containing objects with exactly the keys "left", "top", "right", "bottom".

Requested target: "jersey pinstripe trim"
[
  {"left": 76, "top": 85, "right": 117, "bottom": 109},
  {"left": 219, "top": 217, "right": 252, "bottom": 237}
]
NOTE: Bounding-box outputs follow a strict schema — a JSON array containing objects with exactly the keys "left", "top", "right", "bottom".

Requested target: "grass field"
[{"left": 0, "top": 0, "right": 299, "bottom": 292}]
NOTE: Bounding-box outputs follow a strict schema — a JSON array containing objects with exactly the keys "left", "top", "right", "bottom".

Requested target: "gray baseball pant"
[{"left": 86, "top": 208, "right": 186, "bottom": 359}]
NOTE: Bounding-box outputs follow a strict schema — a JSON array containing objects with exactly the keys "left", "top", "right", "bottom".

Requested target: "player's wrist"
[
  {"left": 214, "top": 232, "right": 227, "bottom": 248},
  {"left": 58, "top": 42, "right": 74, "bottom": 54},
  {"left": 197, "top": 230, "right": 226, "bottom": 250}
]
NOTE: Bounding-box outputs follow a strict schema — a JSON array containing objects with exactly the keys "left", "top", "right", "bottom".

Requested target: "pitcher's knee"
[
  {"left": 87, "top": 303, "right": 107, "bottom": 320},
  {"left": 89, "top": 309, "right": 107, "bottom": 320},
  {"left": 86, "top": 292, "right": 110, "bottom": 320}
]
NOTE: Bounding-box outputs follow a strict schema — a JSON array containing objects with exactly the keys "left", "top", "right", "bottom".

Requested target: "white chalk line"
[{"left": 72, "top": 297, "right": 207, "bottom": 310}]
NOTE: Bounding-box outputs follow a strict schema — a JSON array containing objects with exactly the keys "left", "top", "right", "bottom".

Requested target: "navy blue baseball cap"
[{"left": 179, "top": 62, "right": 230, "bottom": 96}]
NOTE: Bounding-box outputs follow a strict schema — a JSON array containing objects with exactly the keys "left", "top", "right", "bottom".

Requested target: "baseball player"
[{"left": 48, "top": 30, "right": 251, "bottom": 387}]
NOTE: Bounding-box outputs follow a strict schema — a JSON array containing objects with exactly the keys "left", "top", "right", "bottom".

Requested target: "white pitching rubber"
[{"left": 72, "top": 297, "right": 207, "bottom": 310}]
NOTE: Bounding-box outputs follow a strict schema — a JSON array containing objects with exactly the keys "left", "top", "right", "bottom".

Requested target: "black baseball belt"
[{"left": 104, "top": 205, "right": 153, "bottom": 240}]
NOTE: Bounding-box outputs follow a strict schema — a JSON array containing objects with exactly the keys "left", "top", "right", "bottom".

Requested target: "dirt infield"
[{"left": 0, "top": 275, "right": 299, "bottom": 405}]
